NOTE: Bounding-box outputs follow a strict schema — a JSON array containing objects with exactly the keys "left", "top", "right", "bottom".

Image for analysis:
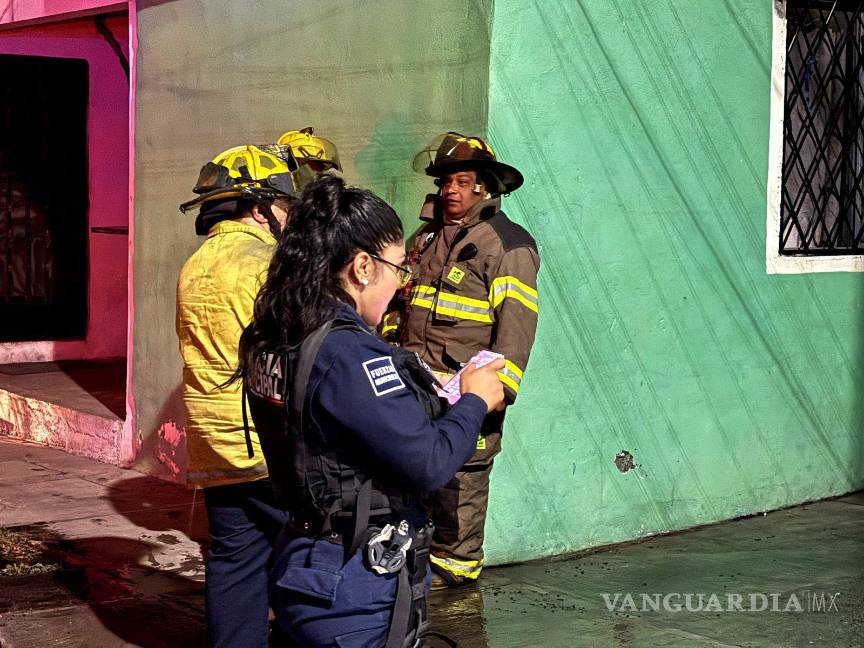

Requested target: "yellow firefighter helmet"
[{"left": 277, "top": 127, "right": 341, "bottom": 171}]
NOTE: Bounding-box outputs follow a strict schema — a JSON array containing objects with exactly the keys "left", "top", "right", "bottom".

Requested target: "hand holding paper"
[{"left": 436, "top": 350, "right": 505, "bottom": 409}]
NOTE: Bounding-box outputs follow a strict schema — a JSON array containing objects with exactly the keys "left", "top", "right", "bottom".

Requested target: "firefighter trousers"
[{"left": 426, "top": 422, "right": 502, "bottom": 583}]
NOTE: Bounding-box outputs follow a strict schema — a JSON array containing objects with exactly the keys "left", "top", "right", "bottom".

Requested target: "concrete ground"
[{"left": 0, "top": 436, "right": 861, "bottom": 648}]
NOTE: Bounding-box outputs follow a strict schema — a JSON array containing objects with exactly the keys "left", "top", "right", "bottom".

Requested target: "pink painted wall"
[
  {"left": 0, "top": 0, "right": 125, "bottom": 27},
  {"left": 0, "top": 15, "right": 130, "bottom": 362}
]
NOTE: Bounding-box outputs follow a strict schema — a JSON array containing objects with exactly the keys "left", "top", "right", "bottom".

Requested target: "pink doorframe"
[
  {"left": 0, "top": 0, "right": 138, "bottom": 465},
  {"left": 0, "top": 1, "right": 126, "bottom": 28}
]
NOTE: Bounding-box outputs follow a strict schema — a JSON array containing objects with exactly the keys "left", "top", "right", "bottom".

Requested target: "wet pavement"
[{"left": 0, "top": 436, "right": 861, "bottom": 648}]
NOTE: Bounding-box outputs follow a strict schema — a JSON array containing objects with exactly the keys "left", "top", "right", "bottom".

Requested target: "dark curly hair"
[{"left": 237, "top": 174, "right": 403, "bottom": 377}]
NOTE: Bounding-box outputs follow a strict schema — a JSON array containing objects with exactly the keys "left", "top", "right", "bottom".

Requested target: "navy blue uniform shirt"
[
  {"left": 266, "top": 304, "right": 488, "bottom": 648},
  {"left": 307, "top": 304, "right": 487, "bottom": 495}
]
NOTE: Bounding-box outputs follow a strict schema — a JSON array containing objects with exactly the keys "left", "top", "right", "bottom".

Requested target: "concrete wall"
[
  {"left": 484, "top": 0, "right": 864, "bottom": 564},
  {"left": 132, "top": 0, "right": 864, "bottom": 565},
  {"left": 0, "top": 15, "right": 129, "bottom": 362},
  {"left": 131, "top": 0, "right": 492, "bottom": 478}
]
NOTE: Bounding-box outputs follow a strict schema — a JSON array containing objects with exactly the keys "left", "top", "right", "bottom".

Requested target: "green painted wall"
[
  {"left": 131, "top": 0, "right": 491, "bottom": 477},
  {"left": 485, "top": 0, "right": 864, "bottom": 564}
]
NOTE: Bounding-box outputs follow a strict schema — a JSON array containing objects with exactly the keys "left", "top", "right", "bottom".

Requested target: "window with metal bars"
[{"left": 781, "top": 0, "right": 864, "bottom": 254}]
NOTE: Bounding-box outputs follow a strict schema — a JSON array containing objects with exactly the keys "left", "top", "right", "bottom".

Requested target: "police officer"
[
  {"left": 177, "top": 135, "right": 339, "bottom": 648},
  {"left": 238, "top": 174, "right": 505, "bottom": 647},
  {"left": 394, "top": 132, "right": 540, "bottom": 589}
]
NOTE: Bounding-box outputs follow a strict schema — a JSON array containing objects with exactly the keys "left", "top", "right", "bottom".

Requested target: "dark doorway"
[{"left": 0, "top": 53, "right": 88, "bottom": 340}]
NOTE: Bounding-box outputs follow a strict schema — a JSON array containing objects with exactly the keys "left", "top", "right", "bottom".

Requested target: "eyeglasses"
[{"left": 366, "top": 252, "right": 412, "bottom": 288}]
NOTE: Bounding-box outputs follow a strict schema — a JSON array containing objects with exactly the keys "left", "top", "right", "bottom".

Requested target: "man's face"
[{"left": 439, "top": 171, "right": 485, "bottom": 222}]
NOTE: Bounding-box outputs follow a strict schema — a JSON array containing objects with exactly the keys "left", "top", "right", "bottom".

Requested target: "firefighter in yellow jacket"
[
  {"left": 176, "top": 131, "right": 340, "bottom": 647},
  {"left": 394, "top": 132, "right": 540, "bottom": 588}
]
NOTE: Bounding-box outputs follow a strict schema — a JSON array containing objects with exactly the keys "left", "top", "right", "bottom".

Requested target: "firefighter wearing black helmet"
[{"left": 389, "top": 132, "right": 541, "bottom": 589}]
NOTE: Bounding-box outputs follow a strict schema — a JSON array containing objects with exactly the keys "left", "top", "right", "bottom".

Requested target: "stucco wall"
[
  {"left": 0, "top": 15, "right": 129, "bottom": 362},
  {"left": 484, "top": 0, "right": 864, "bottom": 564},
  {"left": 131, "top": 0, "right": 491, "bottom": 478},
  {"left": 132, "top": 0, "right": 864, "bottom": 566}
]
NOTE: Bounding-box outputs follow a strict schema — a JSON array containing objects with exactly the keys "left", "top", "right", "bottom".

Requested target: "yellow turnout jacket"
[{"left": 176, "top": 220, "right": 273, "bottom": 488}]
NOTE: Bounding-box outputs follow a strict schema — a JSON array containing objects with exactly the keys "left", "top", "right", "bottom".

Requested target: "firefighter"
[
  {"left": 238, "top": 174, "right": 505, "bottom": 647},
  {"left": 397, "top": 132, "right": 540, "bottom": 589},
  {"left": 176, "top": 134, "right": 339, "bottom": 648}
]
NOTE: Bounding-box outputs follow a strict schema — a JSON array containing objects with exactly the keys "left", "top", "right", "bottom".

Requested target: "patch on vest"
[
  {"left": 362, "top": 356, "right": 405, "bottom": 396},
  {"left": 446, "top": 266, "right": 466, "bottom": 285},
  {"left": 247, "top": 352, "right": 287, "bottom": 404}
]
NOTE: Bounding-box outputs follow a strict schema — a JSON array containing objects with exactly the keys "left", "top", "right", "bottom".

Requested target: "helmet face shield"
[
  {"left": 192, "top": 162, "right": 232, "bottom": 195},
  {"left": 412, "top": 133, "right": 449, "bottom": 174},
  {"left": 290, "top": 164, "right": 320, "bottom": 194},
  {"left": 264, "top": 172, "right": 298, "bottom": 197}
]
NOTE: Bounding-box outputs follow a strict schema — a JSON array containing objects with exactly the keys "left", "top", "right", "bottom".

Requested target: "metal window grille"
[
  {"left": 781, "top": 0, "right": 864, "bottom": 254},
  {"left": 0, "top": 171, "right": 53, "bottom": 304}
]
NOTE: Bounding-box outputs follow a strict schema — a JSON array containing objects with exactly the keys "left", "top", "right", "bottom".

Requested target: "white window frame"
[{"left": 766, "top": 0, "right": 864, "bottom": 273}]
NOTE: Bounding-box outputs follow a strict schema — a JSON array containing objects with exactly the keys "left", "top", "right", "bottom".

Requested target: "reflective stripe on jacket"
[
  {"left": 176, "top": 220, "right": 274, "bottom": 487},
  {"left": 400, "top": 197, "right": 540, "bottom": 404}
]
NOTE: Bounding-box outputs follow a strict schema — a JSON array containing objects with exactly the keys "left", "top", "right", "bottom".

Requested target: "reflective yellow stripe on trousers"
[{"left": 430, "top": 552, "right": 484, "bottom": 579}]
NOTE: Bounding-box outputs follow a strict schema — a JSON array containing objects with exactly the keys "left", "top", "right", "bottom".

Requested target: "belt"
[{"left": 286, "top": 512, "right": 395, "bottom": 545}]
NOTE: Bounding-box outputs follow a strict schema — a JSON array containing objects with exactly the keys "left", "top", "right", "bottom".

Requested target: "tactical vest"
[{"left": 244, "top": 318, "right": 446, "bottom": 543}]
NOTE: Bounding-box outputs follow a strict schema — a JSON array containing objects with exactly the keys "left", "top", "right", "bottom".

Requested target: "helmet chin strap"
[{"left": 260, "top": 201, "right": 282, "bottom": 238}]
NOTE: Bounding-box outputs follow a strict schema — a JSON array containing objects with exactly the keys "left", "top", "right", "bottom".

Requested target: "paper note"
[{"left": 435, "top": 350, "right": 504, "bottom": 405}]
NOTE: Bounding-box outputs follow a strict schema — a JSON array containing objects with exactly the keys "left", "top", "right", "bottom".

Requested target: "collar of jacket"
[
  {"left": 333, "top": 300, "right": 375, "bottom": 332},
  {"left": 207, "top": 219, "right": 277, "bottom": 245},
  {"left": 421, "top": 196, "right": 501, "bottom": 228}
]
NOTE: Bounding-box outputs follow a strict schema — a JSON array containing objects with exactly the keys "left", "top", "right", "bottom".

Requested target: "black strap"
[
  {"left": 348, "top": 479, "right": 373, "bottom": 556},
  {"left": 385, "top": 541, "right": 457, "bottom": 648},
  {"left": 241, "top": 381, "right": 254, "bottom": 459},
  {"left": 385, "top": 567, "right": 412, "bottom": 648},
  {"left": 422, "top": 631, "right": 458, "bottom": 647},
  {"left": 290, "top": 320, "right": 336, "bottom": 422}
]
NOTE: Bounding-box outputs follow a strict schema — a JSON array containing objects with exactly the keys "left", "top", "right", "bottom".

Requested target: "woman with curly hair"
[{"left": 239, "top": 174, "right": 504, "bottom": 647}]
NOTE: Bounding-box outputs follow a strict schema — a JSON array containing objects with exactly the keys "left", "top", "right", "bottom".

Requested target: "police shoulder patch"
[
  {"left": 247, "top": 351, "right": 287, "bottom": 404},
  {"left": 362, "top": 356, "right": 405, "bottom": 396}
]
